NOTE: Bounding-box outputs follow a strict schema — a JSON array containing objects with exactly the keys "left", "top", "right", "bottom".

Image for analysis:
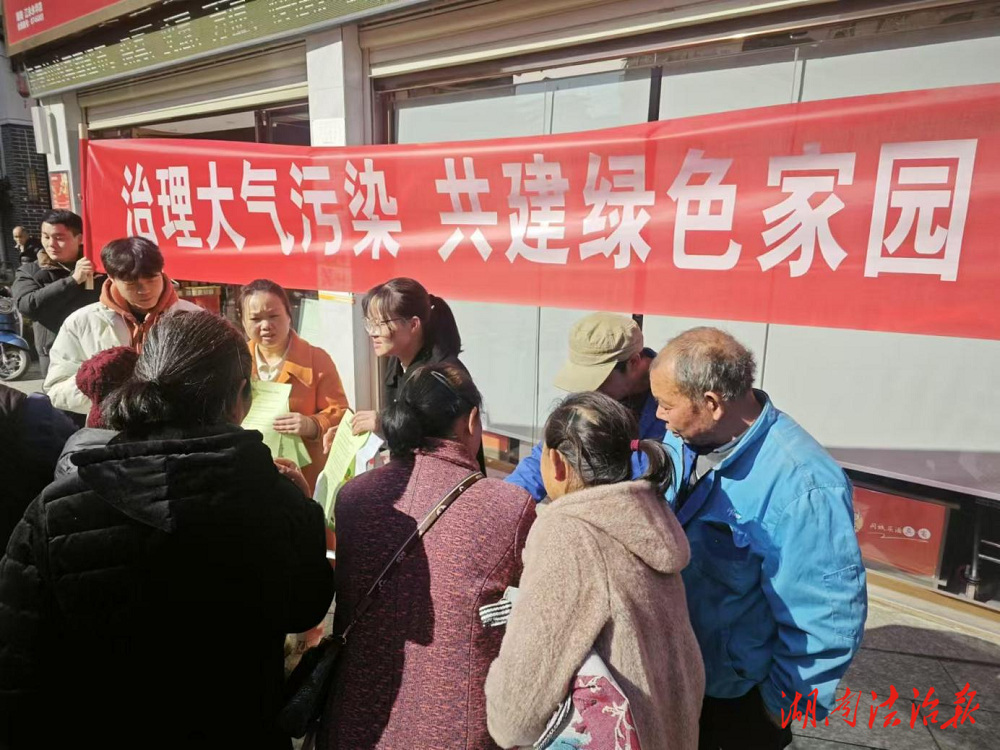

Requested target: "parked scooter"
[{"left": 0, "top": 286, "right": 30, "bottom": 381}]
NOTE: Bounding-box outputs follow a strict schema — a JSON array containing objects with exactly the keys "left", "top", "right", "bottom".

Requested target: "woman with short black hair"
[
  {"left": 0, "top": 309, "right": 335, "bottom": 750},
  {"left": 318, "top": 362, "right": 535, "bottom": 750}
]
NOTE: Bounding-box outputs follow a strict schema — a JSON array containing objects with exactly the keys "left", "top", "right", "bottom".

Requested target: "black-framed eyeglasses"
[{"left": 363, "top": 317, "right": 404, "bottom": 335}]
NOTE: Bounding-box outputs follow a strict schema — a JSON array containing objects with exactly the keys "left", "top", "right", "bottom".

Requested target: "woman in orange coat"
[{"left": 240, "top": 279, "right": 349, "bottom": 492}]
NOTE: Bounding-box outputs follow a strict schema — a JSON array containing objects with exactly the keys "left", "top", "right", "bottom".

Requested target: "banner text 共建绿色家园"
[{"left": 83, "top": 82, "right": 1000, "bottom": 340}]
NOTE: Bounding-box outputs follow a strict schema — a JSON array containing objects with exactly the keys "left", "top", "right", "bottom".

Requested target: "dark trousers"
[
  {"left": 698, "top": 687, "right": 793, "bottom": 750},
  {"left": 33, "top": 321, "right": 53, "bottom": 379}
]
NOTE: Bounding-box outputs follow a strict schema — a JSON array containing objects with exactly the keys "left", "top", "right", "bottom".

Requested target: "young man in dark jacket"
[{"left": 11, "top": 210, "right": 102, "bottom": 376}]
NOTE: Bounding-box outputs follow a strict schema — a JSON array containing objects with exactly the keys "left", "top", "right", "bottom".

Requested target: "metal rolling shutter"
[{"left": 80, "top": 43, "right": 307, "bottom": 131}]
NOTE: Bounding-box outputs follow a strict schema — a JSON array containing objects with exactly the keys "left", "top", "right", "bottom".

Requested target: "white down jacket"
[{"left": 43, "top": 299, "right": 201, "bottom": 414}]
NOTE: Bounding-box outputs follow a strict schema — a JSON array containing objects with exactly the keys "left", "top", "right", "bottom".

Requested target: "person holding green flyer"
[{"left": 241, "top": 279, "right": 349, "bottom": 491}]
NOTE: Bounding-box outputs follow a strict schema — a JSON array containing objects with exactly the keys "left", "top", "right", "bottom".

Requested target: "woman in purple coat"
[{"left": 318, "top": 363, "right": 535, "bottom": 750}]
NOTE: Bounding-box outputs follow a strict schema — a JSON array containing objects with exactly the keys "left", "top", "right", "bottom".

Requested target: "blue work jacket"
[
  {"left": 506, "top": 392, "right": 665, "bottom": 502},
  {"left": 664, "top": 391, "right": 867, "bottom": 719}
]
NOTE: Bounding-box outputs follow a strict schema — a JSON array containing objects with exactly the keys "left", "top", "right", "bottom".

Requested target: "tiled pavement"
[{"left": 789, "top": 596, "right": 1000, "bottom": 750}]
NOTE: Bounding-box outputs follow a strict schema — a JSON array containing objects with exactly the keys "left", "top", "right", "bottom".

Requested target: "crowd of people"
[{"left": 0, "top": 216, "right": 868, "bottom": 750}]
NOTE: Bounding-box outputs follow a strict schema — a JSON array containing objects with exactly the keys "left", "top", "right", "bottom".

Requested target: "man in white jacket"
[{"left": 44, "top": 237, "right": 201, "bottom": 415}]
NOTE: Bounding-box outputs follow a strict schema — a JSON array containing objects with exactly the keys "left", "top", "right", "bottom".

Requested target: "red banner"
[
  {"left": 3, "top": 0, "right": 150, "bottom": 51},
  {"left": 84, "top": 83, "right": 1000, "bottom": 340}
]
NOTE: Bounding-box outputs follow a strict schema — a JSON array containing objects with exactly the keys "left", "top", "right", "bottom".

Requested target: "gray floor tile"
[
  {"left": 926, "top": 706, "right": 1000, "bottom": 750},
  {"left": 864, "top": 605, "right": 940, "bottom": 635},
  {"left": 792, "top": 692, "right": 937, "bottom": 750},
  {"left": 862, "top": 617, "right": 1000, "bottom": 666},
  {"left": 842, "top": 648, "right": 959, "bottom": 700},
  {"left": 939, "top": 660, "right": 1000, "bottom": 707}
]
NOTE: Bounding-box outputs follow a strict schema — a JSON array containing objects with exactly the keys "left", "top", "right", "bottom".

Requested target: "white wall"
[
  {"left": 396, "top": 85, "right": 547, "bottom": 144},
  {"left": 762, "top": 326, "right": 1000, "bottom": 452},
  {"left": 650, "top": 31, "right": 1000, "bottom": 456},
  {"left": 36, "top": 94, "right": 83, "bottom": 212},
  {"left": 0, "top": 42, "right": 32, "bottom": 126},
  {"left": 799, "top": 34, "right": 1000, "bottom": 102},
  {"left": 451, "top": 300, "right": 540, "bottom": 441},
  {"left": 659, "top": 47, "right": 798, "bottom": 119}
]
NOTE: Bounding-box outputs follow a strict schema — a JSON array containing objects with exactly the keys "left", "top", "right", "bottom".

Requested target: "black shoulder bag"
[{"left": 279, "top": 471, "right": 484, "bottom": 739}]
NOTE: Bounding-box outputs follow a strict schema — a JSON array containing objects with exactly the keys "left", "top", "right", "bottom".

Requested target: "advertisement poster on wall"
[
  {"left": 853, "top": 487, "right": 949, "bottom": 579},
  {"left": 49, "top": 171, "right": 70, "bottom": 210}
]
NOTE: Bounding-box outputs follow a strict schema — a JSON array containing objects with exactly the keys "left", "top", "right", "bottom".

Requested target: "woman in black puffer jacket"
[{"left": 0, "top": 310, "right": 334, "bottom": 750}]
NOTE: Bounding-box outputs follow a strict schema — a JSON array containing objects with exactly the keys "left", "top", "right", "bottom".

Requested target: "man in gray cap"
[{"left": 505, "top": 312, "right": 665, "bottom": 501}]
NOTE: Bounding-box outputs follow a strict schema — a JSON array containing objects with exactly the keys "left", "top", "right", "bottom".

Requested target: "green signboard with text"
[{"left": 23, "top": 0, "right": 421, "bottom": 96}]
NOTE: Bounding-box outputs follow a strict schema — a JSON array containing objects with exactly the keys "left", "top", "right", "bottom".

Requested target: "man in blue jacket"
[
  {"left": 651, "top": 327, "right": 866, "bottom": 749},
  {"left": 506, "top": 312, "right": 665, "bottom": 501}
]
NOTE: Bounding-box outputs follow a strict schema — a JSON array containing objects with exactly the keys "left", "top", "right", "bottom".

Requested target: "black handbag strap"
[{"left": 338, "top": 471, "right": 483, "bottom": 642}]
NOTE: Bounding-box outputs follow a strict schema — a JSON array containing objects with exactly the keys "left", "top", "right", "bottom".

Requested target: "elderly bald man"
[
  {"left": 651, "top": 327, "right": 866, "bottom": 750},
  {"left": 12, "top": 226, "right": 41, "bottom": 264}
]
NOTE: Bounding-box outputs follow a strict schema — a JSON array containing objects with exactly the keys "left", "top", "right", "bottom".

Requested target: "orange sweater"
[{"left": 249, "top": 331, "right": 348, "bottom": 491}]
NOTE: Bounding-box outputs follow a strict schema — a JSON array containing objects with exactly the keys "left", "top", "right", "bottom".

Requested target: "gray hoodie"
[{"left": 485, "top": 480, "right": 705, "bottom": 750}]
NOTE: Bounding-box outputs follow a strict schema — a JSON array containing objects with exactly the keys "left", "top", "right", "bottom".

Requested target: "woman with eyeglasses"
[
  {"left": 317, "top": 362, "right": 535, "bottom": 750},
  {"left": 240, "top": 278, "right": 349, "bottom": 491},
  {"left": 331, "top": 277, "right": 465, "bottom": 440},
  {"left": 0, "top": 310, "right": 334, "bottom": 750}
]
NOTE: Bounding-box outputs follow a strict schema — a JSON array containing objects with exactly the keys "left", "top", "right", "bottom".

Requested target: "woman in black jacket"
[
  {"left": 0, "top": 310, "right": 334, "bottom": 750},
  {"left": 341, "top": 277, "right": 466, "bottom": 437},
  {"left": 345, "top": 277, "right": 488, "bottom": 472},
  {"left": 320, "top": 278, "right": 484, "bottom": 463}
]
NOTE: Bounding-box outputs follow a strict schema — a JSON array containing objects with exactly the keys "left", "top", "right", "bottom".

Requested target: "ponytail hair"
[
  {"left": 426, "top": 294, "right": 461, "bottom": 359},
  {"left": 102, "top": 310, "right": 252, "bottom": 431},
  {"left": 381, "top": 362, "right": 481, "bottom": 457},
  {"left": 543, "top": 392, "right": 674, "bottom": 494},
  {"left": 103, "top": 379, "right": 178, "bottom": 429},
  {"left": 634, "top": 439, "right": 673, "bottom": 495},
  {"left": 362, "top": 278, "right": 461, "bottom": 359}
]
